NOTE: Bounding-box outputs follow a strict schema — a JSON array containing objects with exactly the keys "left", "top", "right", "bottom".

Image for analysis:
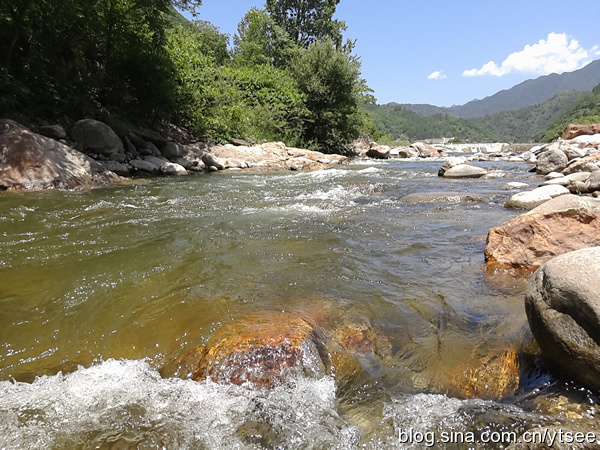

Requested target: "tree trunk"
[{"left": 4, "top": 0, "right": 35, "bottom": 68}]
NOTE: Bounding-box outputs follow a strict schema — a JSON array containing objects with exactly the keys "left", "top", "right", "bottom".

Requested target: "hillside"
[
  {"left": 396, "top": 59, "right": 600, "bottom": 118},
  {"left": 366, "top": 90, "right": 588, "bottom": 143},
  {"left": 543, "top": 84, "right": 600, "bottom": 140}
]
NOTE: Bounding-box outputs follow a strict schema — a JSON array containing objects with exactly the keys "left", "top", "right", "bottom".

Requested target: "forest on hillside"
[
  {"left": 0, "top": 0, "right": 382, "bottom": 154},
  {"left": 366, "top": 89, "right": 599, "bottom": 144}
]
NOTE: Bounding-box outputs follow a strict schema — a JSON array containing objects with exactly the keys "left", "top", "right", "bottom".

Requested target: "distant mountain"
[
  {"left": 395, "top": 59, "right": 600, "bottom": 118},
  {"left": 366, "top": 90, "right": 589, "bottom": 143}
]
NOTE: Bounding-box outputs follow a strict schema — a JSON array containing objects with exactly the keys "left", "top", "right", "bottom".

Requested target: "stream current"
[{"left": 0, "top": 157, "right": 598, "bottom": 448}]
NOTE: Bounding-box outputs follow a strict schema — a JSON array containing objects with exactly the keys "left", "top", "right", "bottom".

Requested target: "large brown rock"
[
  {"left": 561, "top": 123, "right": 600, "bottom": 140},
  {"left": 190, "top": 311, "right": 390, "bottom": 389},
  {"left": 410, "top": 142, "right": 443, "bottom": 158},
  {"left": 525, "top": 247, "right": 600, "bottom": 392},
  {"left": 0, "top": 119, "right": 120, "bottom": 190},
  {"left": 192, "top": 312, "right": 325, "bottom": 388},
  {"left": 485, "top": 195, "right": 600, "bottom": 272}
]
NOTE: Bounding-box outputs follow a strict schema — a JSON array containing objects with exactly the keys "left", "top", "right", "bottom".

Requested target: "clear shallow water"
[{"left": 0, "top": 158, "right": 598, "bottom": 448}]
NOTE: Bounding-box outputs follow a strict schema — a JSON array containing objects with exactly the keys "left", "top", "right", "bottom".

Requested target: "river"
[{"left": 0, "top": 157, "right": 598, "bottom": 448}]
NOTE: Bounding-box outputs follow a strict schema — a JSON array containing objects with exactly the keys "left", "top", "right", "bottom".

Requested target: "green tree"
[
  {"left": 289, "top": 39, "right": 374, "bottom": 153},
  {"left": 265, "top": 0, "right": 346, "bottom": 48},
  {"left": 233, "top": 8, "right": 292, "bottom": 67},
  {"left": 0, "top": 0, "right": 201, "bottom": 118},
  {"left": 190, "top": 20, "right": 230, "bottom": 65}
]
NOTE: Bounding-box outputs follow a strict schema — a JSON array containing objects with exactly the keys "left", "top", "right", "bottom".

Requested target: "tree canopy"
[
  {"left": 1, "top": 0, "right": 377, "bottom": 153},
  {"left": 265, "top": 0, "right": 346, "bottom": 48}
]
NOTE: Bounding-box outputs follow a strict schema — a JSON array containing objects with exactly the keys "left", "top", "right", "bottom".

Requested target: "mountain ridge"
[{"left": 391, "top": 59, "right": 600, "bottom": 118}]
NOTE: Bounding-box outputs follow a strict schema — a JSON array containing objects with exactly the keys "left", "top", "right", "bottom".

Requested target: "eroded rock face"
[
  {"left": 561, "top": 123, "right": 600, "bottom": 140},
  {"left": 525, "top": 247, "right": 600, "bottom": 391},
  {"left": 0, "top": 119, "right": 120, "bottom": 190},
  {"left": 485, "top": 197, "right": 600, "bottom": 272}
]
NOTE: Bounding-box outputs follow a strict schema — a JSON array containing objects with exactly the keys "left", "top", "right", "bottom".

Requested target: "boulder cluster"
[
  {"left": 481, "top": 124, "right": 600, "bottom": 395},
  {"left": 0, "top": 118, "right": 348, "bottom": 191}
]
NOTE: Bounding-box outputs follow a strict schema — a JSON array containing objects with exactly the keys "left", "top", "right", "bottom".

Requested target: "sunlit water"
[{"left": 1, "top": 158, "right": 598, "bottom": 448}]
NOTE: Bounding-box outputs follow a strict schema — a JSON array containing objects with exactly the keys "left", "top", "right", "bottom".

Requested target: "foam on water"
[{"left": 0, "top": 359, "right": 360, "bottom": 448}]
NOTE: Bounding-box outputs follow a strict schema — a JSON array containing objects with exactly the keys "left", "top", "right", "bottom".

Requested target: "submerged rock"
[
  {"left": 0, "top": 119, "right": 120, "bottom": 190},
  {"left": 442, "top": 348, "right": 520, "bottom": 400},
  {"left": 400, "top": 192, "right": 487, "bottom": 204},
  {"left": 525, "top": 247, "right": 600, "bottom": 392},
  {"left": 190, "top": 312, "right": 391, "bottom": 389},
  {"left": 192, "top": 312, "right": 322, "bottom": 388},
  {"left": 485, "top": 195, "right": 600, "bottom": 272}
]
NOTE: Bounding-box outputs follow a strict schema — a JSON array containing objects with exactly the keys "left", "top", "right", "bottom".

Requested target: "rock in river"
[
  {"left": 400, "top": 192, "right": 487, "bottom": 204},
  {"left": 504, "top": 185, "right": 570, "bottom": 210},
  {"left": 192, "top": 312, "right": 326, "bottom": 388},
  {"left": 442, "top": 164, "right": 487, "bottom": 179},
  {"left": 485, "top": 195, "right": 600, "bottom": 272},
  {"left": 525, "top": 247, "right": 600, "bottom": 392},
  {"left": 0, "top": 119, "right": 120, "bottom": 190}
]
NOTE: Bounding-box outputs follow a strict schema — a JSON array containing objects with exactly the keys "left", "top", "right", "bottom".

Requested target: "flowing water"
[{"left": 0, "top": 157, "right": 598, "bottom": 448}]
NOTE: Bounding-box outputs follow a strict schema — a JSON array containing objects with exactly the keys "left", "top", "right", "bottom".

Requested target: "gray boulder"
[
  {"left": 536, "top": 148, "right": 568, "bottom": 175},
  {"left": 366, "top": 144, "right": 391, "bottom": 159},
  {"left": 161, "top": 142, "right": 184, "bottom": 159},
  {"left": 144, "top": 155, "right": 169, "bottom": 168},
  {"left": 100, "top": 160, "right": 130, "bottom": 177},
  {"left": 39, "top": 124, "right": 67, "bottom": 140},
  {"left": 585, "top": 171, "right": 600, "bottom": 193},
  {"left": 0, "top": 119, "right": 119, "bottom": 190},
  {"left": 160, "top": 162, "right": 187, "bottom": 175},
  {"left": 130, "top": 159, "right": 160, "bottom": 174},
  {"left": 70, "top": 119, "right": 124, "bottom": 155},
  {"left": 504, "top": 185, "right": 570, "bottom": 210},
  {"left": 442, "top": 164, "right": 487, "bottom": 179},
  {"left": 525, "top": 247, "right": 600, "bottom": 391},
  {"left": 201, "top": 152, "right": 226, "bottom": 170}
]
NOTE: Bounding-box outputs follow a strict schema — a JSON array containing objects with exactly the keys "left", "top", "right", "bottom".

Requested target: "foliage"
[
  {"left": 233, "top": 8, "right": 293, "bottom": 68},
  {"left": 542, "top": 84, "right": 600, "bottom": 141},
  {"left": 366, "top": 90, "right": 589, "bottom": 144},
  {"left": 288, "top": 39, "right": 374, "bottom": 153},
  {"left": 0, "top": 0, "right": 191, "bottom": 119},
  {"left": 1, "top": 0, "right": 374, "bottom": 153},
  {"left": 265, "top": 0, "right": 346, "bottom": 48},
  {"left": 167, "top": 24, "right": 307, "bottom": 143}
]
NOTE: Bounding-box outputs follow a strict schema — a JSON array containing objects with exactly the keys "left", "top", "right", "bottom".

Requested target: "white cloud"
[
  {"left": 428, "top": 70, "right": 447, "bottom": 80},
  {"left": 463, "top": 32, "right": 597, "bottom": 77}
]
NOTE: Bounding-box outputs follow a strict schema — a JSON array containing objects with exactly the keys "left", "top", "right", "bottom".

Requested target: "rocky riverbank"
[{"left": 0, "top": 118, "right": 348, "bottom": 191}]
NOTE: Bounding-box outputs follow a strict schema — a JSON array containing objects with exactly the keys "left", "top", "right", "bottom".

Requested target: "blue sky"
[{"left": 189, "top": 0, "right": 600, "bottom": 107}]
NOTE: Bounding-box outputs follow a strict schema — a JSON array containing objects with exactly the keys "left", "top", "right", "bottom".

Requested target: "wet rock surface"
[
  {"left": 485, "top": 203, "right": 600, "bottom": 272},
  {"left": 525, "top": 247, "right": 600, "bottom": 392},
  {"left": 0, "top": 119, "right": 120, "bottom": 190}
]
